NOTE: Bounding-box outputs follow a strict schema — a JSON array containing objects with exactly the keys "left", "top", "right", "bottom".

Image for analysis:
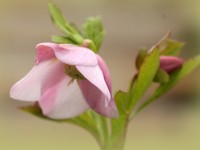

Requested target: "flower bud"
[
  {"left": 160, "top": 56, "right": 183, "bottom": 73},
  {"left": 82, "top": 39, "right": 92, "bottom": 48}
]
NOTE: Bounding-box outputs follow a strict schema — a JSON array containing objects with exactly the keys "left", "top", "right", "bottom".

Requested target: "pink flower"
[
  {"left": 10, "top": 43, "right": 118, "bottom": 119},
  {"left": 160, "top": 56, "right": 183, "bottom": 73}
]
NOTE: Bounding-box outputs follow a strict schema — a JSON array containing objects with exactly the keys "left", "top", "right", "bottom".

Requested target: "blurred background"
[{"left": 1, "top": 0, "right": 200, "bottom": 149}]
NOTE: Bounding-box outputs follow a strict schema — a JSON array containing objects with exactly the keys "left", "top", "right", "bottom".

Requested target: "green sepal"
[
  {"left": 154, "top": 68, "right": 170, "bottom": 83},
  {"left": 83, "top": 17, "right": 105, "bottom": 52}
]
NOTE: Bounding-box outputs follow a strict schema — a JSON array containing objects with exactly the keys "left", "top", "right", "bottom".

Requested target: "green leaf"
[
  {"left": 69, "top": 22, "right": 83, "bottom": 36},
  {"left": 83, "top": 17, "right": 105, "bottom": 52},
  {"left": 51, "top": 35, "right": 74, "bottom": 44},
  {"left": 111, "top": 91, "right": 129, "bottom": 149},
  {"left": 160, "top": 39, "right": 184, "bottom": 56},
  {"left": 135, "top": 48, "right": 148, "bottom": 70},
  {"left": 48, "top": 2, "right": 83, "bottom": 44},
  {"left": 153, "top": 31, "right": 184, "bottom": 56},
  {"left": 20, "top": 105, "right": 102, "bottom": 147},
  {"left": 114, "top": 91, "right": 129, "bottom": 115},
  {"left": 48, "top": 2, "right": 70, "bottom": 35},
  {"left": 135, "top": 54, "right": 200, "bottom": 116},
  {"left": 127, "top": 47, "right": 160, "bottom": 111}
]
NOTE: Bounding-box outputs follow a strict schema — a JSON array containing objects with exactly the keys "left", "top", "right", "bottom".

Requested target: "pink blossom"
[
  {"left": 10, "top": 43, "right": 118, "bottom": 119},
  {"left": 160, "top": 56, "right": 183, "bottom": 73}
]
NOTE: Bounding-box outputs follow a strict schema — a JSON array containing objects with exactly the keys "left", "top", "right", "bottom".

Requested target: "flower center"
[{"left": 65, "top": 65, "right": 85, "bottom": 80}]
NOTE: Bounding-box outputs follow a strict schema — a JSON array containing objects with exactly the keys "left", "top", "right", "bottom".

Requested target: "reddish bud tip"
[{"left": 160, "top": 56, "right": 184, "bottom": 73}]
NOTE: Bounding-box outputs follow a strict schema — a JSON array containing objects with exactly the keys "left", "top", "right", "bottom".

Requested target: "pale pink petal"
[
  {"left": 10, "top": 60, "right": 65, "bottom": 101},
  {"left": 54, "top": 44, "right": 98, "bottom": 66},
  {"left": 76, "top": 65, "right": 111, "bottom": 106},
  {"left": 39, "top": 77, "right": 89, "bottom": 119},
  {"left": 36, "top": 43, "right": 57, "bottom": 64},
  {"left": 78, "top": 80, "right": 118, "bottom": 117},
  {"left": 96, "top": 55, "right": 112, "bottom": 93}
]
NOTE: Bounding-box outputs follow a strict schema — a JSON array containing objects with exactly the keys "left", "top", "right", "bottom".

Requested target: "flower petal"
[
  {"left": 96, "top": 55, "right": 112, "bottom": 93},
  {"left": 39, "top": 77, "right": 89, "bottom": 119},
  {"left": 10, "top": 60, "right": 65, "bottom": 101},
  {"left": 76, "top": 65, "right": 111, "bottom": 106},
  {"left": 36, "top": 43, "right": 57, "bottom": 64},
  {"left": 78, "top": 80, "right": 118, "bottom": 117},
  {"left": 54, "top": 44, "right": 98, "bottom": 66}
]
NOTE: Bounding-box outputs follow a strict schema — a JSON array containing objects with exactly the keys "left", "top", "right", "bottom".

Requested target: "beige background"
[{"left": 1, "top": 0, "right": 200, "bottom": 150}]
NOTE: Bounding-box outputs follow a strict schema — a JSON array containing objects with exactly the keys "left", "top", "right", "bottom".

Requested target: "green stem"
[
  {"left": 100, "top": 117, "right": 112, "bottom": 150},
  {"left": 112, "top": 119, "right": 128, "bottom": 150},
  {"left": 99, "top": 116, "right": 128, "bottom": 150}
]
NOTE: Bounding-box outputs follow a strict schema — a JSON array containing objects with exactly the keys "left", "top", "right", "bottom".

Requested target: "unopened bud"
[
  {"left": 82, "top": 39, "right": 92, "bottom": 48},
  {"left": 160, "top": 56, "right": 183, "bottom": 73}
]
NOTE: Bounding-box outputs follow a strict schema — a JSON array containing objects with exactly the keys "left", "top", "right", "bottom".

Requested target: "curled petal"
[
  {"left": 10, "top": 60, "right": 65, "bottom": 101},
  {"left": 96, "top": 55, "right": 112, "bottom": 93},
  {"left": 78, "top": 80, "right": 118, "bottom": 117},
  {"left": 36, "top": 43, "right": 57, "bottom": 64},
  {"left": 54, "top": 44, "right": 98, "bottom": 66},
  {"left": 76, "top": 65, "right": 111, "bottom": 106},
  {"left": 39, "top": 77, "right": 89, "bottom": 119}
]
